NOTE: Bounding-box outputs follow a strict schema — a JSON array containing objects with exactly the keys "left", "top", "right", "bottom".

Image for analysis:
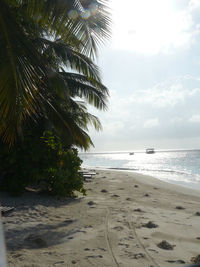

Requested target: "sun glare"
[{"left": 111, "top": 0, "right": 192, "bottom": 54}]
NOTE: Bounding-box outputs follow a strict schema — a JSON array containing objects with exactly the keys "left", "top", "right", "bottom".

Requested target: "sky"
[{"left": 87, "top": 0, "right": 200, "bottom": 152}]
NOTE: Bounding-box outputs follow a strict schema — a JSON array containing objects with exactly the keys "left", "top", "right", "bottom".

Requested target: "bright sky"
[
  {"left": 111, "top": 0, "right": 193, "bottom": 54},
  {"left": 87, "top": 0, "right": 200, "bottom": 152}
]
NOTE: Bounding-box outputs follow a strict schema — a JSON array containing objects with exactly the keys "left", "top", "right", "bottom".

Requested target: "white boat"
[{"left": 146, "top": 148, "right": 155, "bottom": 154}]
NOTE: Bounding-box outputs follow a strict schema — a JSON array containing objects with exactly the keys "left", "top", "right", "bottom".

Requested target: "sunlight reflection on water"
[{"left": 80, "top": 150, "right": 200, "bottom": 189}]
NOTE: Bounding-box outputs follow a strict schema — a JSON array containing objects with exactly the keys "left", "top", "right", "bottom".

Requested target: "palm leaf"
[{"left": 61, "top": 72, "right": 108, "bottom": 110}]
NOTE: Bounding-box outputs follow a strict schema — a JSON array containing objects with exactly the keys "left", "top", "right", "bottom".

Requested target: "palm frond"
[
  {"left": 0, "top": 0, "right": 111, "bottom": 148},
  {"left": 41, "top": 94, "right": 94, "bottom": 149},
  {"left": 0, "top": 0, "right": 46, "bottom": 143},
  {"left": 39, "top": 38, "right": 102, "bottom": 81},
  {"left": 61, "top": 72, "right": 108, "bottom": 110},
  {"left": 24, "top": 0, "right": 111, "bottom": 58}
]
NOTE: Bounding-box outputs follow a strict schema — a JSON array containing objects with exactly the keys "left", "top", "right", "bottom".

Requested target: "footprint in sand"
[
  {"left": 101, "top": 189, "right": 108, "bottom": 193},
  {"left": 98, "top": 247, "right": 106, "bottom": 251},
  {"left": 64, "top": 219, "right": 74, "bottom": 224},
  {"left": 133, "top": 208, "right": 143, "bottom": 212},
  {"left": 175, "top": 206, "right": 185, "bottom": 210},
  {"left": 113, "top": 226, "right": 124, "bottom": 231},
  {"left": 118, "top": 243, "right": 129, "bottom": 248},
  {"left": 87, "top": 201, "right": 95, "bottom": 206},
  {"left": 84, "top": 225, "right": 93, "bottom": 228},
  {"left": 148, "top": 248, "right": 158, "bottom": 253},
  {"left": 85, "top": 255, "right": 103, "bottom": 259}
]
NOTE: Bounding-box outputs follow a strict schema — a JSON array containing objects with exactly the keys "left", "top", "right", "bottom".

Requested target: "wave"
[
  {"left": 83, "top": 164, "right": 199, "bottom": 178},
  {"left": 109, "top": 166, "right": 188, "bottom": 175}
]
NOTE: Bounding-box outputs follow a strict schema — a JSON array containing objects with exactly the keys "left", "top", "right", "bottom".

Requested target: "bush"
[
  {"left": 0, "top": 130, "right": 86, "bottom": 197},
  {"left": 41, "top": 131, "right": 86, "bottom": 197}
]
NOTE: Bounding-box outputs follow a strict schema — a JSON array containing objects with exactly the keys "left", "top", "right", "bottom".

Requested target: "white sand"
[{"left": 1, "top": 170, "right": 200, "bottom": 267}]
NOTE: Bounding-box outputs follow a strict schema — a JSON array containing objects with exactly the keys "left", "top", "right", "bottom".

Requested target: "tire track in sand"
[
  {"left": 105, "top": 207, "right": 120, "bottom": 267},
  {"left": 127, "top": 217, "right": 160, "bottom": 267}
]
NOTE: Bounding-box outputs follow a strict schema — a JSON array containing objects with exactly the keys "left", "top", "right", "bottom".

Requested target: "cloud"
[
  {"left": 143, "top": 118, "right": 159, "bottom": 128},
  {"left": 87, "top": 75, "right": 200, "bottom": 151},
  {"left": 128, "top": 77, "right": 200, "bottom": 108},
  {"left": 189, "top": 114, "right": 200, "bottom": 122}
]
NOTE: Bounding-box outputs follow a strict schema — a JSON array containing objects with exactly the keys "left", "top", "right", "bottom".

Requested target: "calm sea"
[{"left": 80, "top": 149, "right": 200, "bottom": 190}]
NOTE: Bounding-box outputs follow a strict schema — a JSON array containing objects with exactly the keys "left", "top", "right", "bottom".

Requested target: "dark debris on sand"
[
  {"left": 87, "top": 201, "right": 95, "bottom": 206},
  {"left": 175, "top": 206, "right": 185, "bottom": 210},
  {"left": 101, "top": 189, "right": 108, "bottom": 193},
  {"left": 157, "top": 240, "right": 175, "bottom": 250},
  {"left": 133, "top": 208, "right": 143, "bottom": 212},
  {"left": 166, "top": 259, "right": 185, "bottom": 264},
  {"left": 142, "top": 221, "right": 158, "bottom": 228},
  {"left": 191, "top": 254, "right": 200, "bottom": 264}
]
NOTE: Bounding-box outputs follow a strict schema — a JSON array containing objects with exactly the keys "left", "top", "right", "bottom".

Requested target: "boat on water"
[
  {"left": 146, "top": 148, "right": 155, "bottom": 154},
  {"left": 129, "top": 152, "right": 134, "bottom": 155}
]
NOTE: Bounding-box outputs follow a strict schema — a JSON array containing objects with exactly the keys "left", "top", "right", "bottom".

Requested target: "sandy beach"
[{"left": 1, "top": 169, "right": 200, "bottom": 267}]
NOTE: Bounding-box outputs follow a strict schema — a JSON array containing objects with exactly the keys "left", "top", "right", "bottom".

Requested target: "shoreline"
[
  {"left": 83, "top": 165, "right": 200, "bottom": 192},
  {"left": 80, "top": 149, "right": 200, "bottom": 192},
  {"left": 2, "top": 170, "right": 200, "bottom": 266}
]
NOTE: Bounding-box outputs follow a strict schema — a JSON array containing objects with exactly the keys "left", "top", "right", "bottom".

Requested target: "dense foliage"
[
  {"left": 0, "top": 0, "right": 110, "bottom": 196},
  {"left": 0, "top": 129, "right": 85, "bottom": 196}
]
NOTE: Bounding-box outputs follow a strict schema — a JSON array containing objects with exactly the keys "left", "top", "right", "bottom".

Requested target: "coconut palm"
[{"left": 0, "top": 0, "right": 110, "bottom": 148}]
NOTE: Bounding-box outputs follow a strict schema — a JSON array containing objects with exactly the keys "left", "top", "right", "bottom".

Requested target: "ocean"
[{"left": 80, "top": 149, "right": 200, "bottom": 190}]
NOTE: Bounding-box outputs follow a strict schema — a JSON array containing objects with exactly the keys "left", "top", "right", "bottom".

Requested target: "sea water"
[{"left": 80, "top": 149, "right": 200, "bottom": 190}]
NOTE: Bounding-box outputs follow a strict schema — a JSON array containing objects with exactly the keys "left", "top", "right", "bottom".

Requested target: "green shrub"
[
  {"left": 41, "top": 131, "right": 86, "bottom": 197},
  {"left": 0, "top": 130, "right": 86, "bottom": 197}
]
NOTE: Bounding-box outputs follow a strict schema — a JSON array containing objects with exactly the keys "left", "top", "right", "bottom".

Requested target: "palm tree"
[{"left": 0, "top": 0, "right": 111, "bottom": 148}]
